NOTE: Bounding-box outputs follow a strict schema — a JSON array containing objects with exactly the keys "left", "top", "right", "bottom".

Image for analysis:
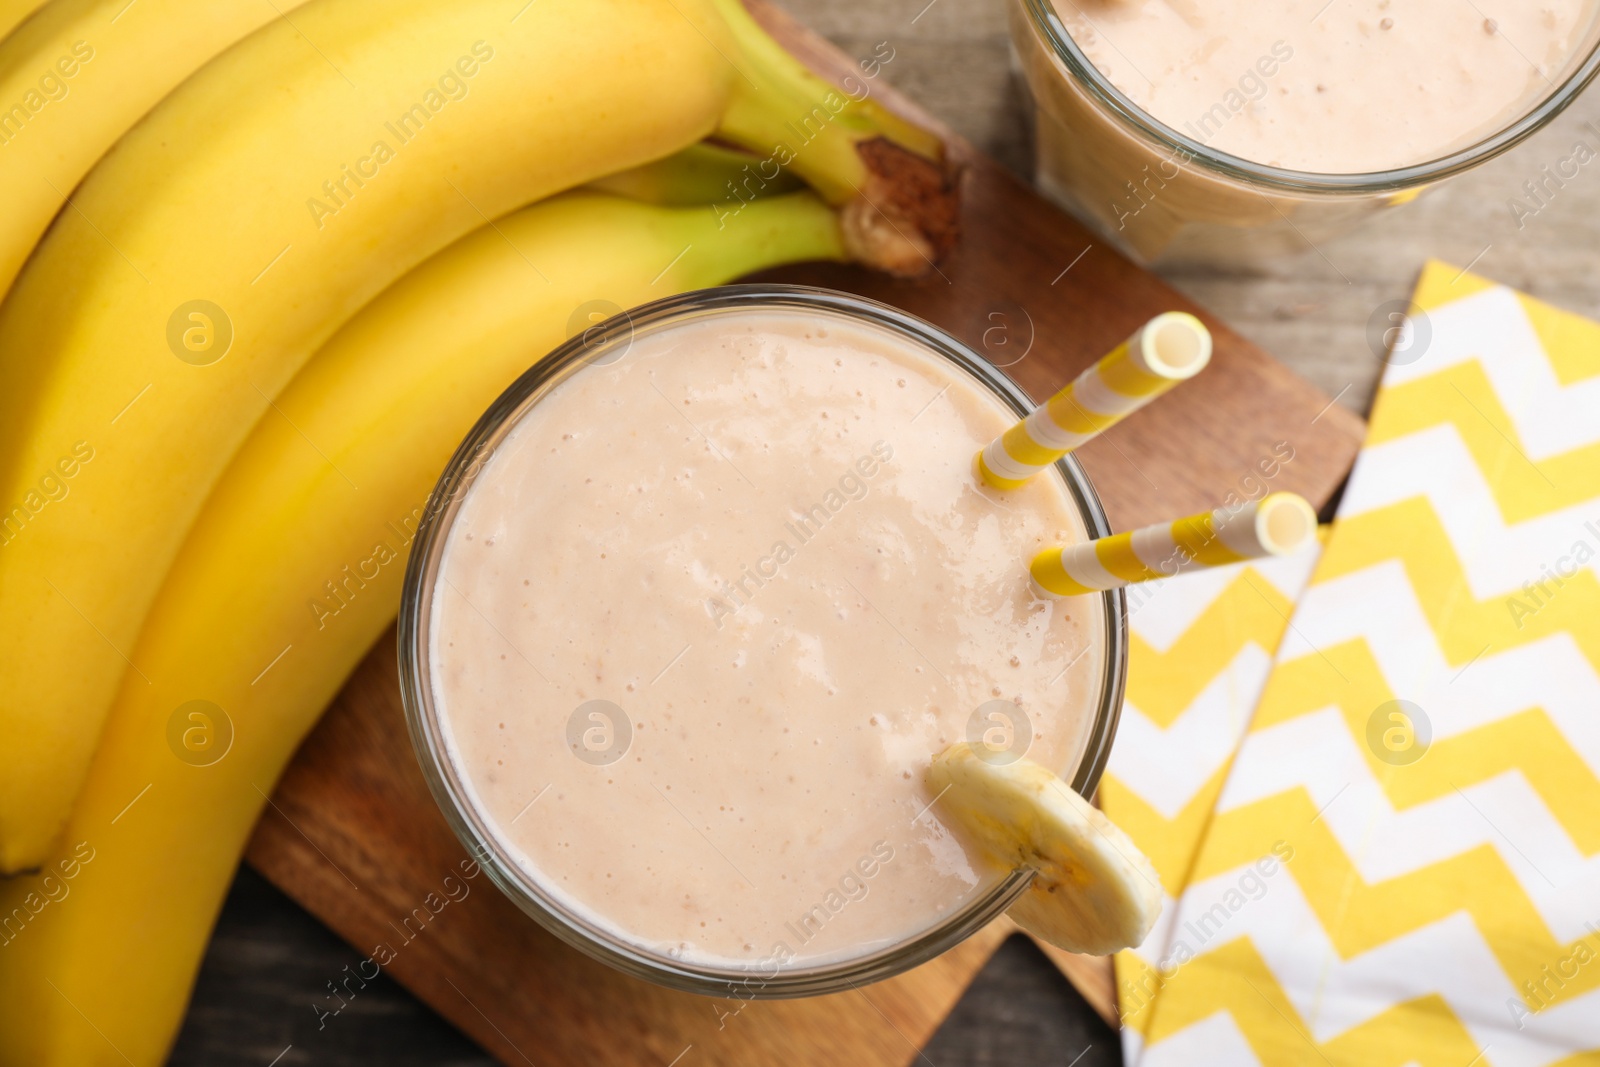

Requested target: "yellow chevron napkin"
[
  {"left": 1100, "top": 543, "right": 1322, "bottom": 1061},
  {"left": 1135, "top": 261, "right": 1600, "bottom": 1066}
]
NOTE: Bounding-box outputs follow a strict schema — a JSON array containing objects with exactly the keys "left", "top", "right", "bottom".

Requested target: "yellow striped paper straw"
[
  {"left": 976, "top": 312, "right": 1211, "bottom": 490},
  {"left": 1031, "top": 492, "right": 1316, "bottom": 598}
]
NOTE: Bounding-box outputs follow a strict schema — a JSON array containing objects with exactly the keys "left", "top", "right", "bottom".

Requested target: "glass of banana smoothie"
[
  {"left": 1010, "top": 0, "right": 1600, "bottom": 264},
  {"left": 398, "top": 286, "right": 1127, "bottom": 996}
]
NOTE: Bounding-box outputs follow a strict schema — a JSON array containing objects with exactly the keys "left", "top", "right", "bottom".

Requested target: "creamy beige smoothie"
[
  {"left": 426, "top": 307, "right": 1105, "bottom": 969},
  {"left": 1011, "top": 0, "right": 1600, "bottom": 261},
  {"left": 1060, "top": 0, "right": 1592, "bottom": 173}
]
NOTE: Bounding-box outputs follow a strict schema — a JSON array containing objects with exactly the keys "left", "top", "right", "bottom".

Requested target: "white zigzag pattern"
[
  {"left": 1216, "top": 707, "right": 1600, "bottom": 940},
  {"left": 1274, "top": 564, "right": 1600, "bottom": 774},
  {"left": 1115, "top": 549, "right": 1318, "bottom": 1067},
  {"left": 1131, "top": 891, "right": 1182, "bottom": 959},
  {"left": 1111, "top": 644, "right": 1275, "bottom": 818},
  {"left": 1124, "top": 550, "right": 1320, "bottom": 653},
  {"left": 1154, "top": 862, "right": 1600, "bottom": 1067},
  {"left": 1389, "top": 286, "right": 1600, "bottom": 457},
  {"left": 1110, "top": 548, "right": 1322, "bottom": 817},
  {"left": 1338, "top": 424, "right": 1600, "bottom": 598},
  {"left": 1139, "top": 285, "right": 1600, "bottom": 1065},
  {"left": 1139, "top": 1012, "right": 1259, "bottom": 1067},
  {"left": 1125, "top": 565, "right": 1246, "bottom": 652},
  {"left": 1121, "top": 1026, "right": 1150, "bottom": 1066}
]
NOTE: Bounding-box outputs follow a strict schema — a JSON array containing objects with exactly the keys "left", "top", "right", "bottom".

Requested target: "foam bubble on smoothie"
[{"left": 428, "top": 308, "right": 1105, "bottom": 969}]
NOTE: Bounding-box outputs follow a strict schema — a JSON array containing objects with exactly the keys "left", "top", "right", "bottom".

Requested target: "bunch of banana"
[
  {"left": 0, "top": 0, "right": 955, "bottom": 873},
  {"left": 0, "top": 169, "right": 846, "bottom": 1064}
]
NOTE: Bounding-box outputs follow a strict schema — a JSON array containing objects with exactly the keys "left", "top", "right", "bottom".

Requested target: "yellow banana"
[
  {"left": 587, "top": 140, "right": 805, "bottom": 206},
  {"left": 0, "top": 184, "right": 845, "bottom": 1066},
  {"left": 0, "top": 0, "right": 47, "bottom": 43},
  {"left": 0, "top": 0, "right": 317, "bottom": 304},
  {"left": 0, "top": 0, "right": 943, "bottom": 872}
]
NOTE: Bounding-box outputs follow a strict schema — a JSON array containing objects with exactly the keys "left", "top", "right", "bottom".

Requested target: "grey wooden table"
[{"left": 173, "top": 1, "right": 1599, "bottom": 1062}]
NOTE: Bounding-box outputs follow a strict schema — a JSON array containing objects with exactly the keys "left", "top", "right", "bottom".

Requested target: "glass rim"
[
  {"left": 396, "top": 283, "right": 1129, "bottom": 999},
  {"left": 1020, "top": 0, "right": 1600, "bottom": 194}
]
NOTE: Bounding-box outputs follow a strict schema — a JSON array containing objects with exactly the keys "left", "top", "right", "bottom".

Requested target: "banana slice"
[{"left": 928, "top": 742, "right": 1162, "bottom": 955}]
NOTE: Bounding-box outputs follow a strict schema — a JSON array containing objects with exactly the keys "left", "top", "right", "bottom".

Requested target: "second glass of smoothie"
[
  {"left": 399, "top": 286, "right": 1127, "bottom": 996},
  {"left": 1011, "top": 0, "right": 1600, "bottom": 264}
]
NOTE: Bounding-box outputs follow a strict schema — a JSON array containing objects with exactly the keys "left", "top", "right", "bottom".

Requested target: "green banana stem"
[
  {"left": 588, "top": 141, "right": 806, "bottom": 207},
  {"left": 665, "top": 187, "right": 847, "bottom": 284},
  {"left": 710, "top": 0, "right": 959, "bottom": 277}
]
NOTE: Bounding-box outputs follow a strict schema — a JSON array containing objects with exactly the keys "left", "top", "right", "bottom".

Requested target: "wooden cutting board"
[{"left": 243, "top": 4, "right": 1367, "bottom": 1064}]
